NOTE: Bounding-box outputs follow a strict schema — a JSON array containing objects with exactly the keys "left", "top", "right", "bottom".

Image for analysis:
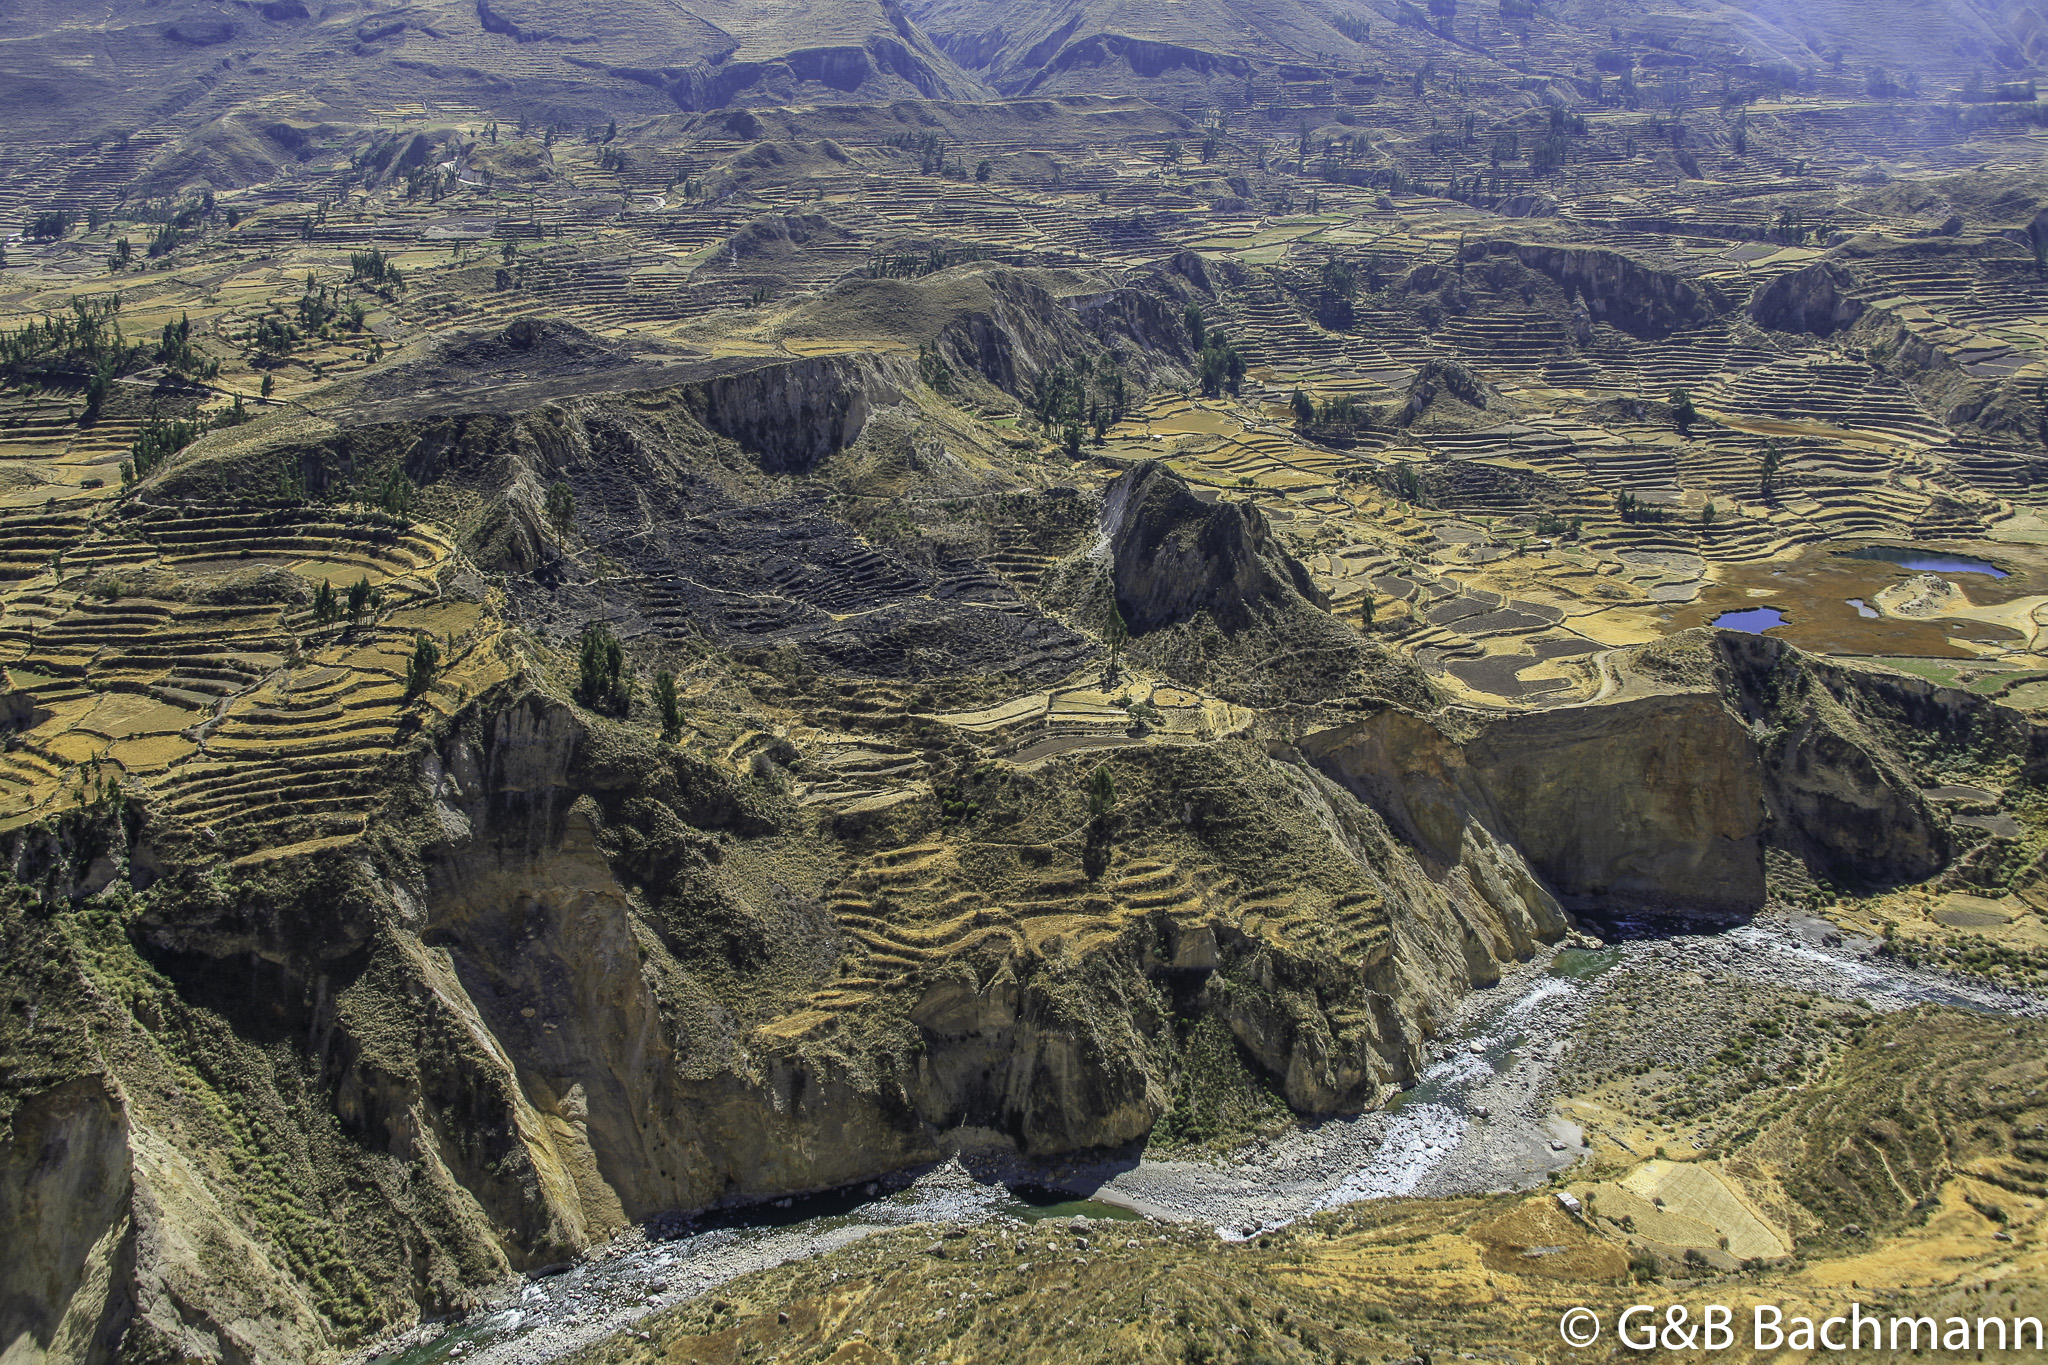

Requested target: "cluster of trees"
[
  {"left": 1185, "top": 306, "right": 1245, "bottom": 398},
  {"left": 124, "top": 413, "right": 204, "bottom": 484},
  {"left": 404, "top": 634, "right": 440, "bottom": 702},
  {"left": 886, "top": 131, "right": 979, "bottom": 179},
  {"left": 120, "top": 394, "right": 253, "bottom": 487},
  {"left": 0, "top": 298, "right": 255, "bottom": 428},
  {"left": 576, "top": 622, "right": 685, "bottom": 740},
  {"left": 1613, "top": 489, "right": 1670, "bottom": 523},
  {"left": 401, "top": 165, "right": 464, "bottom": 202},
  {"left": 1425, "top": 113, "right": 1483, "bottom": 155},
  {"left": 862, "top": 244, "right": 989, "bottom": 279},
  {"left": 1381, "top": 462, "right": 1427, "bottom": 505},
  {"left": 311, "top": 575, "right": 383, "bottom": 627},
  {"left": 0, "top": 296, "right": 134, "bottom": 382},
  {"left": 1031, "top": 352, "right": 1131, "bottom": 449},
  {"left": 248, "top": 271, "right": 380, "bottom": 362},
  {"left": 1289, "top": 389, "right": 1375, "bottom": 429},
  {"left": 348, "top": 249, "right": 405, "bottom": 293},
  {"left": 576, "top": 622, "right": 635, "bottom": 715},
  {"left": 1082, "top": 763, "right": 1118, "bottom": 878},
  {"left": 545, "top": 480, "right": 577, "bottom": 541},
  {"left": 252, "top": 315, "right": 300, "bottom": 359},
  {"left": 1670, "top": 387, "right": 1698, "bottom": 432},
  {"left": 654, "top": 669, "right": 683, "bottom": 742},
  {"left": 23, "top": 200, "right": 230, "bottom": 259},
  {"left": 148, "top": 223, "right": 189, "bottom": 259},
  {"left": 1959, "top": 72, "right": 2036, "bottom": 102},
  {"left": 156, "top": 314, "right": 218, "bottom": 379},
  {"left": 372, "top": 461, "right": 416, "bottom": 517},
  {"left": 1313, "top": 258, "right": 1357, "bottom": 330}
]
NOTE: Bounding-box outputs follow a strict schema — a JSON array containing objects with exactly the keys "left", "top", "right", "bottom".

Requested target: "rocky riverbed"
[{"left": 361, "top": 911, "right": 2045, "bottom": 1365}]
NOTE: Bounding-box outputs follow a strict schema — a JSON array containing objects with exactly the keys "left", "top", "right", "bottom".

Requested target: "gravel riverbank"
[{"left": 361, "top": 912, "right": 2044, "bottom": 1365}]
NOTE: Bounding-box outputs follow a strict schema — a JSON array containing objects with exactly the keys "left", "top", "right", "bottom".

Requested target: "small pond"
[
  {"left": 1711, "top": 606, "right": 1787, "bottom": 633},
  {"left": 1839, "top": 547, "right": 2008, "bottom": 578},
  {"left": 1002, "top": 1186, "right": 1147, "bottom": 1222}
]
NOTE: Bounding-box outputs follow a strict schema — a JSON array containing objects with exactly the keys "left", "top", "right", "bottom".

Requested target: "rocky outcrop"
[
  {"left": 1084, "top": 463, "right": 1432, "bottom": 709},
  {"left": 1452, "top": 239, "right": 1729, "bottom": 338},
  {"left": 1100, "top": 461, "right": 1327, "bottom": 633},
  {"left": 683, "top": 351, "right": 914, "bottom": 473},
  {"left": 1302, "top": 630, "right": 1955, "bottom": 914},
  {"left": 0, "top": 1076, "right": 132, "bottom": 1364},
  {"left": 1400, "top": 359, "right": 1497, "bottom": 427},
  {"left": 720, "top": 213, "right": 858, "bottom": 261},
  {"left": 918, "top": 267, "right": 1193, "bottom": 397},
  {"left": 1747, "top": 261, "right": 1865, "bottom": 336},
  {"left": 1713, "top": 632, "right": 1950, "bottom": 887},
  {"left": 403, "top": 695, "right": 936, "bottom": 1228},
  {"left": 1470, "top": 695, "right": 1767, "bottom": 913},
  {"left": 1301, "top": 695, "right": 1764, "bottom": 918}
]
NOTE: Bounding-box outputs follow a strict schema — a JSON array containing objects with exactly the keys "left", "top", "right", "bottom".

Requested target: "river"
[{"left": 364, "top": 909, "right": 2043, "bottom": 1365}]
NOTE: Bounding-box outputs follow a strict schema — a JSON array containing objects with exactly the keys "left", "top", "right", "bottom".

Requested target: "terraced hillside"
[
  {"left": 3, "top": 6, "right": 2048, "bottom": 1365},
  {"left": 0, "top": 490, "right": 505, "bottom": 851}
]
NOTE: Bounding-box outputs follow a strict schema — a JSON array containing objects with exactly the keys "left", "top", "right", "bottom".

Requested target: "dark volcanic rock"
[{"left": 1100, "top": 461, "right": 1326, "bottom": 633}]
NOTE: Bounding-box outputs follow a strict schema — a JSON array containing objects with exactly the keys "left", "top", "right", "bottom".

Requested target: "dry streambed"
[{"left": 364, "top": 913, "right": 2044, "bottom": 1365}]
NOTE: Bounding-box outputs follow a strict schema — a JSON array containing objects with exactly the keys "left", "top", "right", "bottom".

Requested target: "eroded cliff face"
[
  {"left": 1303, "top": 696, "right": 1766, "bottom": 917},
  {"left": 683, "top": 352, "right": 915, "bottom": 474},
  {"left": 394, "top": 691, "right": 1566, "bottom": 1215},
  {"left": 1714, "top": 632, "right": 1951, "bottom": 887},
  {"left": 1746, "top": 260, "right": 1866, "bottom": 336},
  {"left": 0, "top": 674, "right": 1584, "bottom": 1363},
  {"left": 0, "top": 1077, "right": 131, "bottom": 1365},
  {"left": 0, "top": 627, "right": 2002, "bottom": 1363},
  {"left": 1298, "top": 630, "right": 1956, "bottom": 919},
  {"left": 1445, "top": 240, "right": 1731, "bottom": 339},
  {"left": 1088, "top": 462, "right": 1432, "bottom": 710}
]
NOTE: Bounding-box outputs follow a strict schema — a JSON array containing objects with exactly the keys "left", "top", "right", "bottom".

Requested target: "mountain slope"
[{"left": 0, "top": 0, "right": 989, "bottom": 137}]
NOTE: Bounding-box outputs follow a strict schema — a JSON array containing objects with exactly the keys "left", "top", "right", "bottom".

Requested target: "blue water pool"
[
  {"left": 1841, "top": 546, "right": 2008, "bottom": 578},
  {"left": 1712, "top": 607, "right": 1787, "bottom": 633}
]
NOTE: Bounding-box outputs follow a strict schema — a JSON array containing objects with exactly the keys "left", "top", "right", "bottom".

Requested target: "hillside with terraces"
[{"left": 5, "top": 3, "right": 2048, "bottom": 1363}]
